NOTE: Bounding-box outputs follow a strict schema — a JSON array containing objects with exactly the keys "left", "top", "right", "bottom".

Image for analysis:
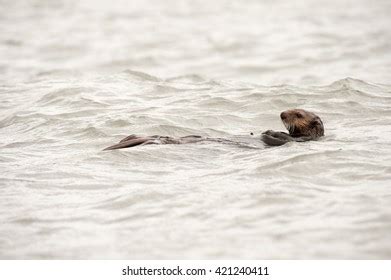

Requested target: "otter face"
[{"left": 280, "top": 109, "right": 324, "bottom": 139}]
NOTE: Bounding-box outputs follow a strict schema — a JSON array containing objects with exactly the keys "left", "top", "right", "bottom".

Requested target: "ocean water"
[{"left": 1, "top": 0, "right": 391, "bottom": 259}]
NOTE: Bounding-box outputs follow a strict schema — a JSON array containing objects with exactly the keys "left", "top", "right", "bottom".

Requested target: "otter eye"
[{"left": 296, "top": 112, "right": 303, "bottom": 118}]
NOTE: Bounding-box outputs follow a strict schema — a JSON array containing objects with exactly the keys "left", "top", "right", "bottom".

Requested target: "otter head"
[{"left": 280, "top": 109, "right": 324, "bottom": 139}]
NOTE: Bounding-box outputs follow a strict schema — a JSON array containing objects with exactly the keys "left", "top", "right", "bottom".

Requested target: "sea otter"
[{"left": 103, "top": 109, "right": 324, "bottom": 150}]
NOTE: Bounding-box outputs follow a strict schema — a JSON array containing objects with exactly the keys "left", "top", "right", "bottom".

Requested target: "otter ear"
[{"left": 310, "top": 119, "right": 320, "bottom": 128}]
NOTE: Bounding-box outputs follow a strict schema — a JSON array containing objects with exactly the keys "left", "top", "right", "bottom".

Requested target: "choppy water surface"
[{"left": 1, "top": 0, "right": 391, "bottom": 259}]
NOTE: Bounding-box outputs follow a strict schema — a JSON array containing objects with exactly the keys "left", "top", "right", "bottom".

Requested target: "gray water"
[{"left": 1, "top": 0, "right": 391, "bottom": 259}]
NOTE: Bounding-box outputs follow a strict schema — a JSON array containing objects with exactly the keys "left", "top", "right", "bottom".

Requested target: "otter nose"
[{"left": 280, "top": 112, "right": 287, "bottom": 120}]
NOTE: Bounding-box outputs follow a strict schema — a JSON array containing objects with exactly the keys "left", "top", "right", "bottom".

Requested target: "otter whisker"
[
  {"left": 289, "top": 125, "right": 295, "bottom": 134},
  {"left": 283, "top": 121, "right": 290, "bottom": 131}
]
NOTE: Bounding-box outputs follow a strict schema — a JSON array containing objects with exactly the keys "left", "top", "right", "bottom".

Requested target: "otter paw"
[
  {"left": 261, "top": 133, "right": 290, "bottom": 146},
  {"left": 271, "top": 131, "right": 292, "bottom": 140},
  {"left": 262, "top": 130, "right": 276, "bottom": 136}
]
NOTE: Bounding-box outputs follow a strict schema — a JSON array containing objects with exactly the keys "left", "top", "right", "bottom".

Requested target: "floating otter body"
[{"left": 103, "top": 109, "right": 324, "bottom": 150}]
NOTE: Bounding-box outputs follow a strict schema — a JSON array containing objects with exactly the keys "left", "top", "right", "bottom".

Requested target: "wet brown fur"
[
  {"left": 261, "top": 109, "right": 324, "bottom": 146},
  {"left": 281, "top": 109, "right": 324, "bottom": 139}
]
